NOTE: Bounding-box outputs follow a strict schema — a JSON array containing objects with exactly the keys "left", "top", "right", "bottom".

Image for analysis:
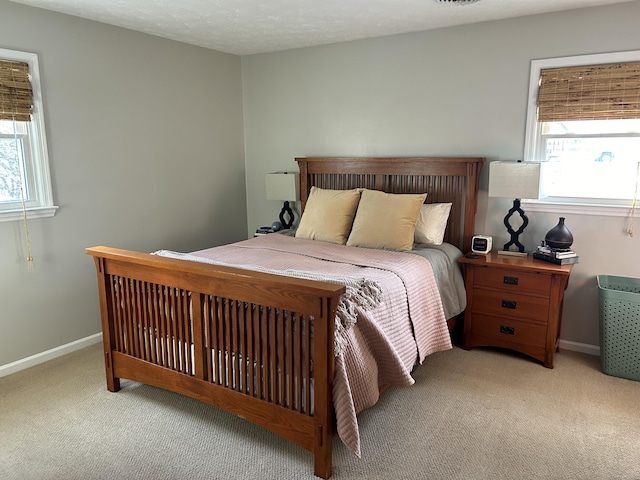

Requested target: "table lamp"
[
  {"left": 488, "top": 160, "right": 541, "bottom": 256},
  {"left": 265, "top": 172, "right": 300, "bottom": 229}
]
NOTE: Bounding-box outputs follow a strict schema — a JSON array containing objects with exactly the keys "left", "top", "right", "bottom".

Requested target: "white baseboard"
[
  {"left": 559, "top": 339, "right": 600, "bottom": 356},
  {"left": 0, "top": 333, "right": 103, "bottom": 378}
]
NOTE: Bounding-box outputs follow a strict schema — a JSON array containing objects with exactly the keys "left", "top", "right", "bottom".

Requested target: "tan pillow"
[
  {"left": 295, "top": 187, "right": 362, "bottom": 244},
  {"left": 346, "top": 189, "right": 427, "bottom": 251},
  {"left": 414, "top": 203, "right": 452, "bottom": 245}
]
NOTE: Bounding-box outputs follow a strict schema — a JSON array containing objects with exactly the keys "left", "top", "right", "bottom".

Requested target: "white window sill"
[
  {"left": 0, "top": 206, "right": 59, "bottom": 223},
  {"left": 522, "top": 200, "right": 638, "bottom": 218}
]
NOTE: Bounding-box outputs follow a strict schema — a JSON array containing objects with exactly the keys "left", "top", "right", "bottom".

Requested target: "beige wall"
[
  {"left": 242, "top": 2, "right": 640, "bottom": 350},
  {"left": 0, "top": 1, "right": 246, "bottom": 366}
]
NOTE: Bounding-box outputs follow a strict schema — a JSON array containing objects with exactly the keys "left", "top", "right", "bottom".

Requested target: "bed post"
[
  {"left": 92, "top": 255, "right": 120, "bottom": 392},
  {"left": 463, "top": 160, "right": 483, "bottom": 252},
  {"left": 313, "top": 296, "right": 337, "bottom": 479},
  {"left": 298, "top": 158, "right": 309, "bottom": 212}
]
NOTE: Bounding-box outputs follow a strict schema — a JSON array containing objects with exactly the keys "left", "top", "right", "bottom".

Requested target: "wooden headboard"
[{"left": 295, "top": 157, "right": 485, "bottom": 253}]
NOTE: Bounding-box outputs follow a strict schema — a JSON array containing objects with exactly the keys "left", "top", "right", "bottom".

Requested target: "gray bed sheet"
[{"left": 408, "top": 242, "right": 466, "bottom": 320}]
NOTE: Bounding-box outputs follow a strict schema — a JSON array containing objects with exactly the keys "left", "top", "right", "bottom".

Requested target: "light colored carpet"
[{"left": 1, "top": 344, "right": 639, "bottom": 480}]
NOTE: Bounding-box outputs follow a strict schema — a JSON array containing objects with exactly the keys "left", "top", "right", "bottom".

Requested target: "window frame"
[
  {"left": 523, "top": 50, "right": 640, "bottom": 217},
  {"left": 0, "top": 47, "right": 56, "bottom": 223}
]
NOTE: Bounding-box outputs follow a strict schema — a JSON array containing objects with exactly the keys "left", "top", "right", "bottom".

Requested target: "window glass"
[
  {"left": 541, "top": 119, "right": 640, "bottom": 201},
  {"left": 0, "top": 121, "right": 28, "bottom": 203}
]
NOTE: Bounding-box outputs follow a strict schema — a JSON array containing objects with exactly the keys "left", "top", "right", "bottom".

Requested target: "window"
[
  {"left": 523, "top": 51, "right": 640, "bottom": 214},
  {"left": 0, "top": 48, "right": 56, "bottom": 222}
]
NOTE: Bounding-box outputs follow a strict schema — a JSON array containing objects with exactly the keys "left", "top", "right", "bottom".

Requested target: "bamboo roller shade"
[
  {"left": 538, "top": 62, "right": 640, "bottom": 122},
  {"left": 0, "top": 60, "right": 33, "bottom": 122}
]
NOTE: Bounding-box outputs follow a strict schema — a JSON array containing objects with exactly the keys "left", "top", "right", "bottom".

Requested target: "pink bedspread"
[{"left": 190, "top": 234, "right": 452, "bottom": 456}]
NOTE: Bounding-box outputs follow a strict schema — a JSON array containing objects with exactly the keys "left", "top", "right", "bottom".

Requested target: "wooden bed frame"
[{"left": 86, "top": 156, "right": 484, "bottom": 479}]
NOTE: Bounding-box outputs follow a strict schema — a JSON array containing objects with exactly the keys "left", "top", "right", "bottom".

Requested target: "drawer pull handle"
[
  {"left": 503, "top": 276, "right": 519, "bottom": 285},
  {"left": 501, "top": 300, "right": 517, "bottom": 309},
  {"left": 500, "top": 326, "right": 515, "bottom": 335}
]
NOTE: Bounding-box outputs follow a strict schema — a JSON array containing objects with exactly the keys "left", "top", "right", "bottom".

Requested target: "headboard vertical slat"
[{"left": 294, "top": 157, "right": 485, "bottom": 252}]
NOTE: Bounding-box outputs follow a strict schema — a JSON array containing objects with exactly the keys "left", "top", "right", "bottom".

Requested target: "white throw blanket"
[{"left": 152, "top": 249, "right": 383, "bottom": 356}]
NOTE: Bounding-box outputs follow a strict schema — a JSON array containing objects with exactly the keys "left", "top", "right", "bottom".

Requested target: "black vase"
[{"left": 545, "top": 217, "right": 573, "bottom": 250}]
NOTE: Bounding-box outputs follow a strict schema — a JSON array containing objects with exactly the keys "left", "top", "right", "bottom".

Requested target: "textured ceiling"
[{"left": 9, "top": 0, "right": 638, "bottom": 55}]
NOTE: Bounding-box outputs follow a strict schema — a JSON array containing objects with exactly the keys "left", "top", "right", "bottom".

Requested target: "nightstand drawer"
[
  {"left": 471, "top": 289, "right": 549, "bottom": 323},
  {"left": 474, "top": 267, "right": 552, "bottom": 296},
  {"left": 469, "top": 314, "right": 547, "bottom": 348}
]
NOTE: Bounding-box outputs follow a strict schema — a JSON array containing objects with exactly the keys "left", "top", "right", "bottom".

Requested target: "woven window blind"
[
  {"left": 0, "top": 60, "right": 33, "bottom": 122},
  {"left": 537, "top": 62, "right": 640, "bottom": 122}
]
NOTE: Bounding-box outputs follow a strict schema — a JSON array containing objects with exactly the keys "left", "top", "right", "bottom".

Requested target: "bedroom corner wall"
[
  {"left": 0, "top": 0, "right": 246, "bottom": 369},
  {"left": 241, "top": 1, "right": 640, "bottom": 351}
]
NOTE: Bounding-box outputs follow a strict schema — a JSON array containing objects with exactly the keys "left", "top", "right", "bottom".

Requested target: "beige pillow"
[
  {"left": 414, "top": 203, "right": 452, "bottom": 245},
  {"left": 346, "top": 189, "right": 426, "bottom": 251},
  {"left": 295, "top": 187, "right": 362, "bottom": 244}
]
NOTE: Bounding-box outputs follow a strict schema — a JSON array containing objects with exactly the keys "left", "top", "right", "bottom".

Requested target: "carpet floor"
[{"left": 1, "top": 344, "right": 639, "bottom": 479}]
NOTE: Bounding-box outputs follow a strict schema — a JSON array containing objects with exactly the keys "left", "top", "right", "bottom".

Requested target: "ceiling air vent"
[{"left": 434, "top": 0, "right": 482, "bottom": 5}]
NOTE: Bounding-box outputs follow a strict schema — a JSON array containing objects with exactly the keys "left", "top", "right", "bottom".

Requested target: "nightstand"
[{"left": 458, "top": 252, "right": 573, "bottom": 368}]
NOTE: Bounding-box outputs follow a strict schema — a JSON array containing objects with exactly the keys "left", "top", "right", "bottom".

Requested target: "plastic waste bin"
[{"left": 597, "top": 275, "right": 640, "bottom": 382}]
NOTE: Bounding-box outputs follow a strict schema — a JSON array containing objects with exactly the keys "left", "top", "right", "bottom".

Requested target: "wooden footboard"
[{"left": 86, "top": 246, "right": 345, "bottom": 479}]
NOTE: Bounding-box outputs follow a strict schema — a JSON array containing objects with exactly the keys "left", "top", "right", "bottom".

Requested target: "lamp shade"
[
  {"left": 488, "top": 161, "right": 541, "bottom": 200},
  {"left": 265, "top": 172, "right": 300, "bottom": 201}
]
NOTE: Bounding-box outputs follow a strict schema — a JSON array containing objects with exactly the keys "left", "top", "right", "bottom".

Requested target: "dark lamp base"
[
  {"left": 279, "top": 201, "right": 295, "bottom": 229},
  {"left": 502, "top": 198, "right": 528, "bottom": 253}
]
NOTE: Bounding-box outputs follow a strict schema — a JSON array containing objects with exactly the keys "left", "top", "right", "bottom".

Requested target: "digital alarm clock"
[{"left": 471, "top": 235, "right": 493, "bottom": 254}]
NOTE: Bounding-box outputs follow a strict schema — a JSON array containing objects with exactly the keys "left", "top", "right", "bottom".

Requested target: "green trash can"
[{"left": 597, "top": 275, "right": 640, "bottom": 382}]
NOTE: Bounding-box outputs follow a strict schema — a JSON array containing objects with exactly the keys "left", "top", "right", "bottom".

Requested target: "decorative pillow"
[
  {"left": 346, "top": 189, "right": 426, "bottom": 251},
  {"left": 295, "top": 187, "right": 362, "bottom": 244},
  {"left": 414, "top": 203, "right": 452, "bottom": 245}
]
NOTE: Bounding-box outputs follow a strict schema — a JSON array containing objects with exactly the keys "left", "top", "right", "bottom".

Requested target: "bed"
[{"left": 86, "top": 156, "right": 484, "bottom": 479}]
